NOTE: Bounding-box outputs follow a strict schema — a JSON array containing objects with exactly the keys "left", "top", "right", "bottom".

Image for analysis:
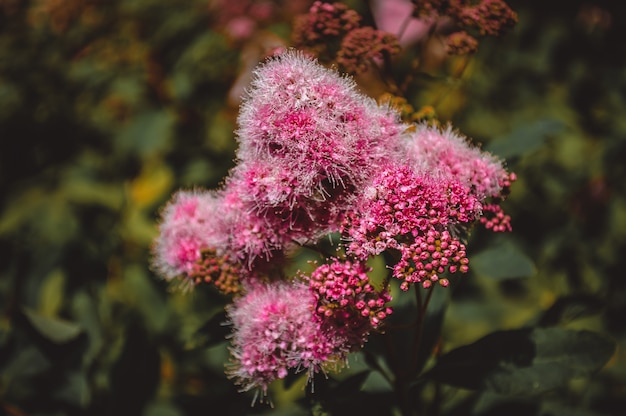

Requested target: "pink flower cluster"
[
  {"left": 151, "top": 50, "right": 514, "bottom": 395},
  {"left": 292, "top": 1, "right": 401, "bottom": 74},
  {"left": 344, "top": 165, "right": 480, "bottom": 290},
  {"left": 381, "top": 0, "right": 518, "bottom": 54},
  {"left": 231, "top": 50, "right": 402, "bottom": 243},
  {"left": 151, "top": 190, "right": 236, "bottom": 289},
  {"left": 226, "top": 281, "right": 345, "bottom": 396},
  {"left": 227, "top": 259, "right": 393, "bottom": 397},
  {"left": 404, "top": 124, "right": 511, "bottom": 200},
  {"left": 307, "top": 258, "right": 392, "bottom": 348}
]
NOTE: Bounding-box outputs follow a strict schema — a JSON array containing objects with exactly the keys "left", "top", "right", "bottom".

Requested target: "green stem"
[{"left": 409, "top": 286, "right": 434, "bottom": 375}]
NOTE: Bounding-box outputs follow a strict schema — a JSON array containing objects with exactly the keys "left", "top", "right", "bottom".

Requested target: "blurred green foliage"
[{"left": 0, "top": 0, "right": 625, "bottom": 415}]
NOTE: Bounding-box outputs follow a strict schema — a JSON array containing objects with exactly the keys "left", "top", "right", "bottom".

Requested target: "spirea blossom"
[
  {"left": 404, "top": 124, "right": 510, "bottom": 199},
  {"left": 151, "top": 190, "right": 230, "bottom": 284},
  {"left": 226, "top": 281, "right": 345, "bottom": 395},
  {"left": 307, "top": 258, "right": 392, "bottom": 348},
  {"left": 152, "top": 186, "right": 284, "bottom": 291},
  {"left": 292, "top": 2, "right": 402, "bottom": 74},
  {"left": 233, "top": 50, "right": 403, "bottom": 241},
  {"left": 151, "top": 37, "right": 518, "bottom": 400},
  {"left": 344, "top": 165, "right": 480, "bottom": 290},
  {"left": 219, "top": 180, "right": 293, "bottom": 266},
  {"left": 337, "top": 26, "right": 401, "bottom": 74},
  {"left": 291, "top": 1, "right": 362, "bottom": 59},
  {"left": 403, "top": 124, "right": 515, "bottom": 231}
]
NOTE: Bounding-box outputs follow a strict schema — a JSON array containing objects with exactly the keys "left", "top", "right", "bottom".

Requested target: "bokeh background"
[{"left": 1, "top": 0, "right": 625, "bottom": 415}]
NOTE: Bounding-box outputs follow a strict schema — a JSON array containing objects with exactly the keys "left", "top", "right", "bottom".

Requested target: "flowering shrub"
[
  {"left": 152, "top": 49, "right": 516, "bottom": 399},
  {"left": 144, "top": 3, "right": 619, "bottom": 411}
]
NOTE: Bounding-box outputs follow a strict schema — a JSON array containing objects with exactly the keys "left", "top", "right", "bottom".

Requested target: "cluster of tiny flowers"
[
  {"left": 344, "top": 165, "right": 480, "bottom": 290},
  {"left": 187, "top": 249, "right": 244, "bottom": 294},
  {"left": 233, "top": 50, "right": 403, "bottom": 243},
  {"left": 306, "top": 258, "right": 393, "bottom": 347},
  {"left": 404, "top": 124, "right": 510, "bottom": 199},
  {"left": 152, "top": 50, "right": 514, "bottom": 396},
  {"left": 226, "top": 281, "right": 345, "bottom": 397},
  {"left": 392, "top": 229, "right": 468, "bottom": 291},
  {"left": 208, "top": 0, "right": 310, "bottom": 41},
  {"left": 411, "top": 0, "right": 518, "bottom": 54},
  {"left": 337, "top": 27, "right": 401, "bottom": 74},
  {"left": 292, "top": 1, "right": 401, "bottom": 74},
  {"left": 402, "top": 124, "right": 515, "bottom": 232},
  {"left": 152, "top": 190, "right": 231, "bottom": 286}
]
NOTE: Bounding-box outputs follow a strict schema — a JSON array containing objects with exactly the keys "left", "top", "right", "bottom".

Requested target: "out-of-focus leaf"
[
  {"left": 205, "top": 110, "right": 236, "bottom": 153},
  {"left": 170, "top": 72, "right": 193, "bottom": 102},
  {"left": 188, "top": 309, "right": 230, "bottom": 350},
  {"left": 471, "top": 241, "right": 535, "bottom": 280},
  {"left": 0, "top": 189, "right": 79, "bottom": 244},
  {"left": 21, "top": 307, "right": 82, "bottom": 344},
  {"left": 175, "top": 32, "right": 237, "bottom": 84},
  {"left": 115, "top": 110, "right": 175, "bottom": 157},
  {"left": 0, "top": 81, "right": 23, "bottom": 120},
  {"left": 110, "top": 76, "right": 144, "bottom": 107},
  {"left": 538, "top": 295, "right": 605, "bottom": 327},
  {"left": 52, "top": 371, "right": 91, "bottom": 408},
  {"left": 129, "top": 160, "right": 174, "bottom": 208},
  {"left": 143, "top": 401, "right": 184, "bottom": 416},
  {"left": 1, "top": 345, "right": 50, "bottom": 381},
  {"left": 38, "top": 269, "right": 65, "bottom": 317},
  {"left": 423, "top": 328, "right": 615, "bottom": 396},
  {"left": 71, "top": 291, "right": 104, "bottom": 365},
  {"left": 64, "top": 177, "right": 125, "bottom": 210},
  {"left": 487, "top": 119, "right": 565, "bottom": 159},
  {"left": 471, "top": 391, "right": 540, "bottom": 416},
  {"left": 361, "top": 369, "right": 393, "bottom": 393},
  {"left": 123, "top": 265, "right": 169, "bottom": 333},
  {"left": 332, "top": 370, "right": 371, "bottom": 396},
  {"left": 541, "top": 400, "right": 608, "bottom": 416}
]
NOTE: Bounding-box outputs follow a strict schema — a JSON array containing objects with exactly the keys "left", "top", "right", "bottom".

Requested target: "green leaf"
[
  {"left": 38, "top": 269, "right": 65, "bottom": 317},
  {"left": 1, "top": 345, "right": 51, "bottom": 381},
  {"left": 115, "top": 110, "right": 175, "bottom": 158},
  {"left": 538, "top": 295, "right": 604, "bottom": 327},
  {"left": 424, "top": 328, "right": 615, "bottom": 396},
  {"left": 361, "top": 370, "right": 393, "bottom": 393},
  {"left": 21, "top": 307, "right": 83, "bottom": 344},
  {"left": 487, "top": 119, "right": 564, "bottom": 159},
  {"left": 52, "top": 371, "right": 91, "bottom": 408},
  {"left": 471, "top": 241, "right": 535, "bottom": 280},
  {"left": 143, "top": 401, "right": 184, "bottom": 416}
]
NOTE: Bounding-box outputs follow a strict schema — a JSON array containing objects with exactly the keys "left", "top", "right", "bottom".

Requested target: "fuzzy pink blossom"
[
  {"left": 226, "top": 281, "right": 346, "bottom": 396},
  {"left": 152, "top": 189, "right": 230, "bottom": 282},
  {"left": 152, "top": 186, "right": 284, "bottom": 290},
  {"left": 343, "top": 164, "right": 479, "bottom": 290},
  {"left": 217, "top": 180, "right": 293, "bottom": 269},
  {"left": 233, "top": 50, "right": 403, "bottom": 241},
  {"left": 403, "top": 124, "right": 510, "bottom": 200}
]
